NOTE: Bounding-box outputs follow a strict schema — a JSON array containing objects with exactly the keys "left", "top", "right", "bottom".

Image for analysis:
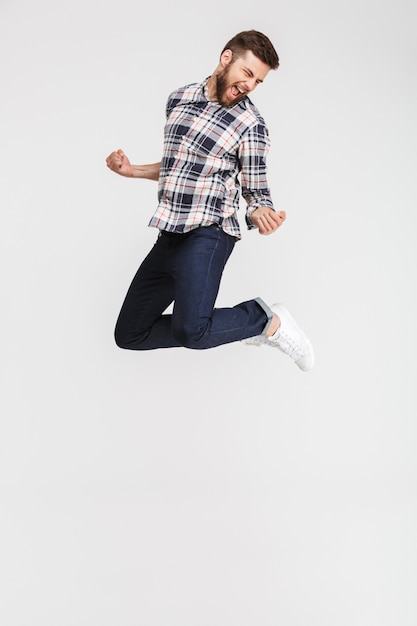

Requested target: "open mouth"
[{"left": 230, "top": 85, "right": 244, "bottom": 99}]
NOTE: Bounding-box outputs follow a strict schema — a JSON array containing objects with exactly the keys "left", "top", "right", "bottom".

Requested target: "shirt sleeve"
[
  {"left": 239, "top": 122, "right": 275, "bottom": 229},
  {"left": 165, "top": 93, "right": 176, "bottom": 118}
]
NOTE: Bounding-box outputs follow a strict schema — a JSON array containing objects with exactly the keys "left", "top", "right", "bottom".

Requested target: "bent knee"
[
  {"left": 172, "top": 323, "right": 209, "bottom": 350},
  {"left": 114, "top": 325, "right": 146, "bottom": 350},
  {"left": 114, "top": 327, "right": 130, "bottom": 349}
]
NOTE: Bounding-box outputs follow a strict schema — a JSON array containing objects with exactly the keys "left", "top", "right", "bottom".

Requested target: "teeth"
[{"left": 230, "top": 85, "right": 245, "bottom": 98}]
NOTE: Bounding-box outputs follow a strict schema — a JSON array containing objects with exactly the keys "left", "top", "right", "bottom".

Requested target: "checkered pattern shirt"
[{"left": 148, "top": 79, "right": 275, "bottom": 239}]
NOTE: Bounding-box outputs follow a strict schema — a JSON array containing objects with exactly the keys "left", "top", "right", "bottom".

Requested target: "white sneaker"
[{"left": 244, "top": 303, "right": 315, "bottom": 371}]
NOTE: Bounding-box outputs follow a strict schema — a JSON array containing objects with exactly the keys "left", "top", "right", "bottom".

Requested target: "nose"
[{"left": 244, "top": 78, "right": 258, "bottom": 93}]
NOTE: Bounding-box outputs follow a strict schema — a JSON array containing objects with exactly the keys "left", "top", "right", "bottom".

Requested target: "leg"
[
  {"left": 114, "top": 234, "right": 182, "bottom": 349},
  {"left": 115, "top": 225, "right": 272, "bottom": 351},
  {"left": 169, "top": 225, "right": 271, "bottom": 349}
]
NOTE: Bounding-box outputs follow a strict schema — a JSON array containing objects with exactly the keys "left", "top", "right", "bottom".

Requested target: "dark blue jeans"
[{"left": 114, "top": 225, "right": 272, "bottom": 350}]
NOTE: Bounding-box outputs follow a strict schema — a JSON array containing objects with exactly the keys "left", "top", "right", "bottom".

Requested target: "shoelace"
[{"left": 269, "top": 330, "right": 306, "bottom": 360}]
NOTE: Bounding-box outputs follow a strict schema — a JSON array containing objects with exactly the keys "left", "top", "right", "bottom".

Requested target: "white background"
[{"left": 1, "top": 1, "right": 416, "bottom": 624}]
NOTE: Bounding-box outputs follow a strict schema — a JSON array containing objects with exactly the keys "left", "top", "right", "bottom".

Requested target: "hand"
[
  {"left": 106, "top": 149, "right": 133, "bottom": 177},
  {"left": 251, "top": 207, "right": 286, "bottom": 235}
]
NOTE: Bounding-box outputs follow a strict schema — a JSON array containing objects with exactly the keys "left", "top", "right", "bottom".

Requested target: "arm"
[
  {"left": 106, "top": 149, "right": 160, "bottom": 181},
  {"left": 239, "top": 124, "right": 285, "bottom": 235}
]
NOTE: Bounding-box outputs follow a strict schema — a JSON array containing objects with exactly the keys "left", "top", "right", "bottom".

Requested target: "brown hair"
[{"left": 221, "top": 30, "right": 279, "bottom": 70}]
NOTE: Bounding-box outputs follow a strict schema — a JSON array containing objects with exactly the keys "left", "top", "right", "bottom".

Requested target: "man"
[{"left": 106, "top": 30, "right": 314, "bottom": 371}]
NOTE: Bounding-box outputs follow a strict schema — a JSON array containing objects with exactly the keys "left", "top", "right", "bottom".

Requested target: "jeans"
[{"left": 114, "top": 224, "right": 272, "bottom": 350}]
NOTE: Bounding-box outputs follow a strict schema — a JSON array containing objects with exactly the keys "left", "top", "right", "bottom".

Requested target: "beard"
[{"left": 214, "top": 64, "right": 246, "bottom": 107}]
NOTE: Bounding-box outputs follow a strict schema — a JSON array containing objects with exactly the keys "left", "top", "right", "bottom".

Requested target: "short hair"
[{"left": 221, "top": 30, "right": 279, "bottom": 70}]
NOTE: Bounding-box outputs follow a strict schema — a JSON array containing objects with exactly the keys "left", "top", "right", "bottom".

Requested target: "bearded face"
[
  {"left": 208, "top": 50, "right": 271, "bottom": 108},
  {"left": 214, "top": 62, "right": 247, "bottom": 107}
]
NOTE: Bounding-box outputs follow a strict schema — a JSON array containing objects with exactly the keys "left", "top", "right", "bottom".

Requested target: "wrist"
[{"left": 249, "top": 207, "right": 260, "bottom": 225}]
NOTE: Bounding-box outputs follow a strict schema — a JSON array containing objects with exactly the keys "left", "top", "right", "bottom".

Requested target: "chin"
[{"left": 219, "top": 93, "right": 244, "bottom": 108}]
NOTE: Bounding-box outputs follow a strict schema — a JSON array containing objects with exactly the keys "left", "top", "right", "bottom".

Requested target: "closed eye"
[{"left": 244, "top": 68, "right": 263, "bottom": 85}]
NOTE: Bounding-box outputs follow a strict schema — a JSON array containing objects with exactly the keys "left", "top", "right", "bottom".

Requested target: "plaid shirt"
[{"left": 148, "top": 79, "right": 275, "bottom": 239}]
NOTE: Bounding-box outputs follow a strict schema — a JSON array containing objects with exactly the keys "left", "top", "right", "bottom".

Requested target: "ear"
[{"left": 220, "top": 49, "right": 233, "bottom": 67}]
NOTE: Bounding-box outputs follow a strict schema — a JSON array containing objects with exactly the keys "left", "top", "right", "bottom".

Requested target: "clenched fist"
[
  {"left": 106, "top": 149, "right": 133, "bottom": 177},
  {"left": 251, "top": 207, "right": 286, "bottom": 235}
]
